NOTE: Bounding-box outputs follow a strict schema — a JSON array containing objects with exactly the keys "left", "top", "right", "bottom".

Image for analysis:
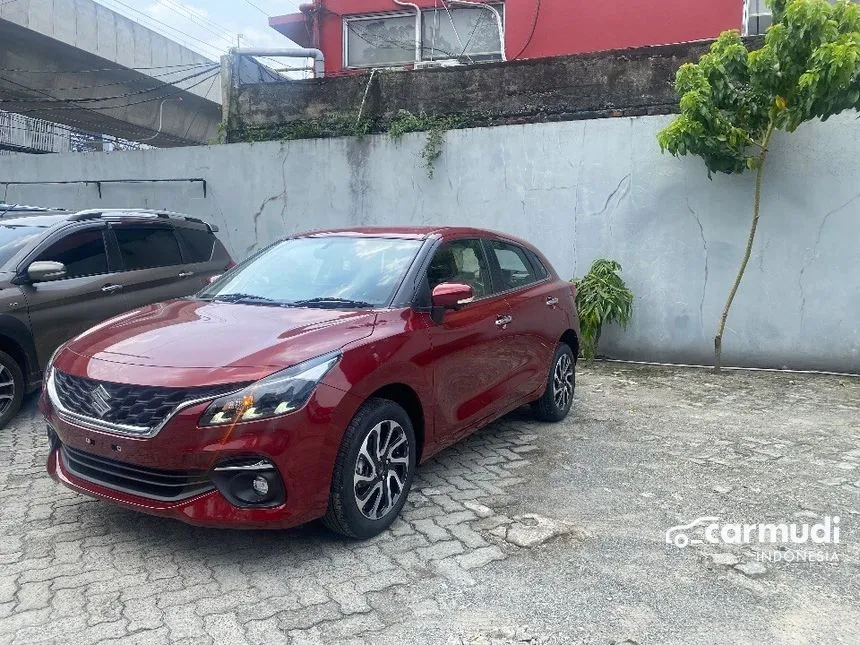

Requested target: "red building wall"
[{"left": 270, "top": 0, "right": 743, "bottom": 76}]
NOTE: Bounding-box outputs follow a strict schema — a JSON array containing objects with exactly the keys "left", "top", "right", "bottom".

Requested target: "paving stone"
[
  {"left": 412, "top": 518, "right": 450, "bottom": 543},
  {"left": 734, "top": 562, "right": 769, "bottom": 578},
  {"left": 709, "top": 553, "right": 741, "bottom": 566},
  {"left": 456, "top": 546, "right": 507, "bottom": 571},
  {"left": 0, "top": 398, "right": 566, "bottom": 643}
]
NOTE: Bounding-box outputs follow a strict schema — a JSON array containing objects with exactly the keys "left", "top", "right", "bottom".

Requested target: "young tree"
[{"left": 657, "top": 0, "right": 860, "bottom": 369}]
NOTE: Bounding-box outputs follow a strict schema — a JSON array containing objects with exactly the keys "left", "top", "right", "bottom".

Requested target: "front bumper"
[{"left": 41, "top": 382, "right": 358, "bottom": 529}]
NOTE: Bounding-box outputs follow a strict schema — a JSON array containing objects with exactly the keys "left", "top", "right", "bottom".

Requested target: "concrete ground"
[{"left": 0, "top": 363, "right": 858, "bottom": 645}]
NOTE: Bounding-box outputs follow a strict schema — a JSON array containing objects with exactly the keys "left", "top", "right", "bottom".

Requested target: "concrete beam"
[{"left": 0, "top": 0, "right": 223, "bottom": 146}]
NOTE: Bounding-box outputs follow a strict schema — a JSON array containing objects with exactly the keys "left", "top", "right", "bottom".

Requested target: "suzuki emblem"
[{"left": 90, "top": 384, "right": 112, "bottom": 418}]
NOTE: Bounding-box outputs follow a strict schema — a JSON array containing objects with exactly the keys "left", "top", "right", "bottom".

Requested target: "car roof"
[
  {"left": 301, "top": 226, "right": 526, "bottom": 242},
  {"left": 299, "top": 227, "right": 543, "bottom": 254}
]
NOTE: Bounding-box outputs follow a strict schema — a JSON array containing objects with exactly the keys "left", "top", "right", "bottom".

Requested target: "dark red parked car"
[{"left": 42, "top": 227, "right": 580, "bottom": 538}]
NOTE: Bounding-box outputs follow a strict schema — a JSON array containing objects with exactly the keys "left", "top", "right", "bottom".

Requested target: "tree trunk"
[{"left": 714, "top": 125, "right": 775, "bottom": 371}]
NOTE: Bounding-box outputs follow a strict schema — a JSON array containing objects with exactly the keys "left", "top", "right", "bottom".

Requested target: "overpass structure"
[{"left": 0, "top": 0, "right": 223, "bottom": 147}]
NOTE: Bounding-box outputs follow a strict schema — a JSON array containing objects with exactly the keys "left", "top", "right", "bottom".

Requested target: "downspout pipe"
[
  {"left": 448, "top": 0, "right": 506, "bottom": 61},
  {"left": 232, "top": 47, "right": 326, "bottom": 77},
  {"left": 393, "top": 0, "right": 422, "bottom": 63}
]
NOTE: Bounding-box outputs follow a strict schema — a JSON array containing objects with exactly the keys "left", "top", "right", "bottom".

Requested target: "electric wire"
[
  {"left": 512, "top": 0, "right": 542, "bottom": 59},
  {"left": 238, "top": 0, "right": 271, "bottom": 18},
  {"left": 6, "top": 69, "right": 221, "bottom": 115},
  {"left": 0, "top": 61, "right": 219, "bottom": 74},
  {"left": 0, "top": 66, "right": 220, "bottom": 104},
  {"left": 93, "top": 0, "right": 224, "bottom": 59},
  {"left": 0, "top": 63, "right": 218, "bottom": 93}
]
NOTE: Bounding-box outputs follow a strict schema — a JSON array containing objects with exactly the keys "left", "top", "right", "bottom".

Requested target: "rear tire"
[
  {"left": 531, "top": 343, "right": 575, "bottom": 422},
  {"left": 0, "top": 351, "right": 24, "bottom": 429},
  {"left": 323, "top": 398, "right": 417, "bottom": 539}
]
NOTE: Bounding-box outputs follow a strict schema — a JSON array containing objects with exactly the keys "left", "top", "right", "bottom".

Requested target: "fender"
[{"left": 0, "top": 313, "right": 41, "bottom": 390}]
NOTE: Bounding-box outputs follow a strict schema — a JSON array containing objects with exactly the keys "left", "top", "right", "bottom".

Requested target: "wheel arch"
[
  {"left": 0, "top": 315, "right": 40, "bottom": 389},
  {"left": 368, "top": 383, "right": 426, "bottom": 462},
  {"left": 560, "top": 329, "right": 580, "bottom": 362}
]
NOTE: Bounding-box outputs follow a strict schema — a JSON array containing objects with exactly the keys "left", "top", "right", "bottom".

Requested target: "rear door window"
[
  {"left": 486, "top": 240, "right": 539, "bottom": 292},
  {"left": 114, "top": 227, "right": 183, "bottom": 271},
  {"left": 35, "top": 229, "right": 108, "bottom": 279},
  {"left": 176, "top": 227, "right": 215, "bottom": 263}
]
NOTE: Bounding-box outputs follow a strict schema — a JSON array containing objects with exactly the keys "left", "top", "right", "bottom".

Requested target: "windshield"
[
  {"left": 0, "top": 225, "right": 48, "bottom": 267},
  {"left": 200, "top": 236, "right": 423, "bottom": 308}
]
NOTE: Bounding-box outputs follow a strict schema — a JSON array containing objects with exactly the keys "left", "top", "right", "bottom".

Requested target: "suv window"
[
  {"left": 427, "top": 239, "right": 491, "bottom": 299},
  {"left": 176, "top": 227, "right": 215, "bottom": 263},
  {"left": 115, "top": 227, "right": 183, "bottom": 271},
  {"left": 35, "top": 229, "right": 108, "bottom": 279},
  {"left": 487, "top": 240, "right": 539, "bottom": 291}
]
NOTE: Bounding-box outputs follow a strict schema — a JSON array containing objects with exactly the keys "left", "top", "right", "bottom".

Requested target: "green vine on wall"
[
  {"left": 387, "top": 110, "right": 465, "bottom": 178},
  {"left": 227, "top": 109, "right": 466, "bottom": 178}
]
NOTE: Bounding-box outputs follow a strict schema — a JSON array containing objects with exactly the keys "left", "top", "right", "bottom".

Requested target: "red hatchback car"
[{"left": 42, "top": 227, "right": 579, "bottom": 538}]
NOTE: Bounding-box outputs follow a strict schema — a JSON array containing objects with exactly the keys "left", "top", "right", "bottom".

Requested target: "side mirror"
[
  {"left": 431, "top": 282, "right": 474, "bottom": 310},
  {"left": 27, "top": 261, "right": 66, "bottom": 283}
]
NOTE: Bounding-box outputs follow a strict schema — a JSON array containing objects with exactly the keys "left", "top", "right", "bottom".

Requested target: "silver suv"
[{"left": 0, "top": 207, "right": 232, "bottom": 427}]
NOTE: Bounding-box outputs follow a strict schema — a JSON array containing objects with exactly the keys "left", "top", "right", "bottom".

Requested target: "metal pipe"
[
  {"left": 393, "top": 0, "right": 422, "bottom": 63},
  {"left": 448, "top": 0, "right": 506, "bottom": 61},
  {"left": 232, "top": 47, "right": 326, "bottom": 78}
]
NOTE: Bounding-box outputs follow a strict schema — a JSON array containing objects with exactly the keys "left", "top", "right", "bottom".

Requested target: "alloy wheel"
[
  {"left": 353, "top": 420, "right": 410, "bottom": 520},
  {"left": 552, "top": 353, "right": 574, "bottom": 410},
  {"left": 0, "top": 365, "right": 14, "bottom": 417}
]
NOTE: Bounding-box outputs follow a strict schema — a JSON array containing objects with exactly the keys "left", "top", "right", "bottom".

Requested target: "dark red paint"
[{"left": 42, "top": 227, "right": 579, "bottom": 529}]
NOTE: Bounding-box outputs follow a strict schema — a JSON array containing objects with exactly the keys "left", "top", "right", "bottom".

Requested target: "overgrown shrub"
[{"left": 573, "top": 259, "right": 634, "bottom": 361}]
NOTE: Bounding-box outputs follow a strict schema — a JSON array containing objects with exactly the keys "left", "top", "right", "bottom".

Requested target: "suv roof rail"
[
  {"left": 69, "top": 209, "right": 219, "bottom": 232},
  {"left": 0, "top": 203, "right": 68, "bottom": 216}
]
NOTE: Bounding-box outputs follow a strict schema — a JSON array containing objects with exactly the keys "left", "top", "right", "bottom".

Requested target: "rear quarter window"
[
  {"left": 176, "top": 227, "right": 215, "bottom": 263},
  {"left": 526, "top": 249, "right": 549, "bottom": 279}
]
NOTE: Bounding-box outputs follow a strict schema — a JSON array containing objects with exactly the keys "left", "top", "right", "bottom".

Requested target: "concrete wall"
[{"left": 1, "top": 113, "right": 857, "bottom": 372}]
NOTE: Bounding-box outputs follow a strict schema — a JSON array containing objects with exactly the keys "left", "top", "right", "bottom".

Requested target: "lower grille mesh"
[{"left": 60, "top": 443, "right": 214, "bottom": 502}]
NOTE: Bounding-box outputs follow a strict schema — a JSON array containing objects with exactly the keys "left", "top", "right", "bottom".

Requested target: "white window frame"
[
  {"left": 742, "top": 0, "right": 772, "bottom": 36},
  {"left": 343, "top": 11, "right": 420, "bottom": 70},
  {"left": 421, "top": 3, "right": 505, "bottom": 62},
  {"left": 343, "top": 3, "right": 505, "bottom": 70}
]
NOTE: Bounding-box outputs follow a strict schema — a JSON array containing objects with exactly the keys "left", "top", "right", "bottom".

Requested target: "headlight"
[{"left": 198, "top": 352, "right": 341, "bottom": 427}]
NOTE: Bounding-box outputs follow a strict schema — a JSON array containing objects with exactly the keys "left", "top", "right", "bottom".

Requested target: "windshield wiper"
[
  {"left": 210, "top": 293, "right": 282, "bottom": 306},
  {"left": 291, "top": 297, "right": 375, "bottom": 309}
]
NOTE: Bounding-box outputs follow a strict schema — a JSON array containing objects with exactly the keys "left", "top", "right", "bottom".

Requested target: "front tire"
[
  {"left": 323, "top": 398, "right": 417, "bottom": 539},
  {"left": 0, "top": 351, "right": 24, "bottom": 429},
  {"left": 532, "top": 343, "right": 575, "bottom": 422}
]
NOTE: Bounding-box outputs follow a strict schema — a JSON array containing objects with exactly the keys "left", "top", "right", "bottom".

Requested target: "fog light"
[{"left": 252, "top": 475, "right": 269, "bottom": 496}]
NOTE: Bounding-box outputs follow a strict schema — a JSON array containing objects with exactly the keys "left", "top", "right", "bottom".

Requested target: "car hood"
[{"left": 63, "top": 299, "right": 377, "bottom": 371}]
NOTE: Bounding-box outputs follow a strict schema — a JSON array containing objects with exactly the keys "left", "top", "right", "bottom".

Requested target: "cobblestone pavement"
[{"left": 1, "top": 363, "right": 858, "bottom": 645}]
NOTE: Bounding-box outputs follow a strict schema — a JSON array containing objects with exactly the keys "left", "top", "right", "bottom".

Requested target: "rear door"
[
  {"left": 174, "top": 224, "right": 233, "bottom": 290},
  {"left": 484, "top": 239, "right": 564, "bottom": 400},
  {"left": 20, "top": 225, "right": 131, "bottom": 367},
  {"left": 106, "top": 223, "right": 200, "bottom": 311}
]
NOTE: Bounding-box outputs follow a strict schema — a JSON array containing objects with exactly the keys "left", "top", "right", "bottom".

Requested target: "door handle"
[
  {"left": 178, "top": 271, "right": 195, "bottom": 278},
  {"left": 546, "top": 296, "right": 559, "bottom": 307},
  {"left": 495, "top": 315, "right": 513, "bottom": 328},
  {"left": 101, "top": 284, "right": 123, "bottom": 293}
]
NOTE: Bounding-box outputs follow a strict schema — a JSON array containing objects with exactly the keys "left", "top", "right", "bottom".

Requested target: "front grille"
[
  {"left": 60, "top": 443, "right": 215, "bottom": 502},
  {"left": 53, "top": 370, "right": 242, "bottom": 430}
]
